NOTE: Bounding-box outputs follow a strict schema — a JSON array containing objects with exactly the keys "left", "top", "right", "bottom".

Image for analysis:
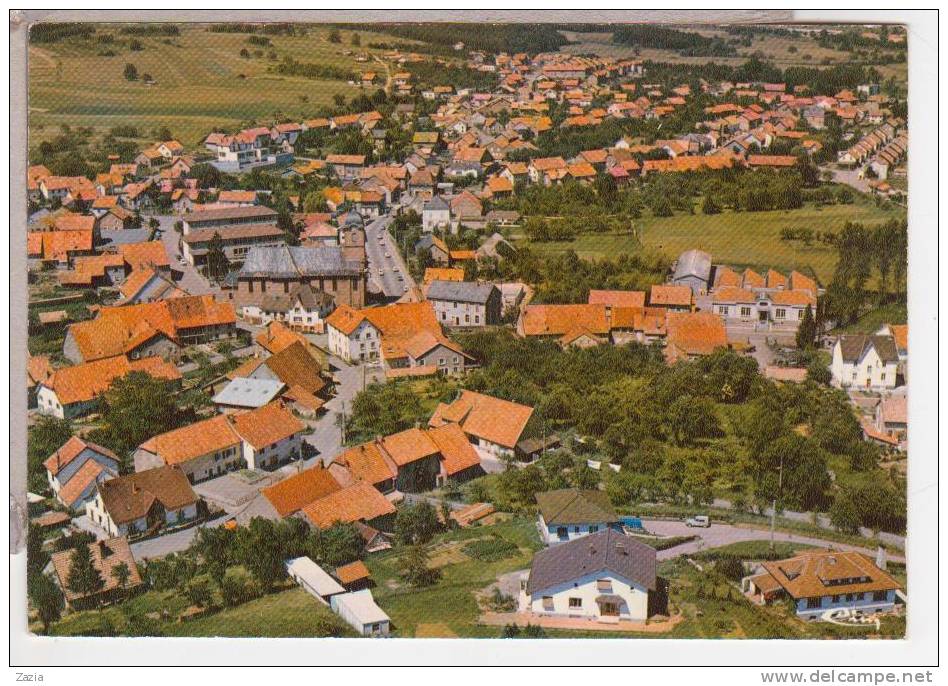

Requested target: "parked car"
[{"left": 685, "top": 515, "right": 711, "bottom": 528}]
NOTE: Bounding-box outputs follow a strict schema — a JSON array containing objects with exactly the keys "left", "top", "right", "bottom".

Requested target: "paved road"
[
  {"left": 146, "top": 213, "right": 217, "bottom": 296},
  {"left": 129, "top": 514, "right": 232, "bottom": 560},
  {"left": 302, "top": 355, "right": 385, "bottom": 465},
  {"left": 641, "top": 520, "right": 905, "bottom": 563},
  {"left": 364, "top": 215, "right": 417, "bottom": 299},
  {"left": 821, "top": 165, "right": 872, "bottom": 194}
]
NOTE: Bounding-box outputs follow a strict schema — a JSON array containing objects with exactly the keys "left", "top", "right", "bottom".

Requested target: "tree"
[
  {"left": 311, "top": 522, "right": 364, "bottom": 567},
  {"left": 148, "top": 217, "right": 159, "bottom": 231},
  {"left": 233, "top": 518, "right": 286, "bottom": 593},
  {"left": 239, "top": 48, "right": 250, "bottom": 58},
  {"left": 190, "top": 526, "right": 233, "bottom": 586},
  {"left": 205, "top": 231, "right": 231, "bottom": 282},
  {"left": 666, "top": 395, "right": 720, "bottom": 447},
  {"left": 27, "top": 415, "right": 73, "bottom": 492},
  {"left": 328, "top": 29, "right": 341, "bottom": 43},
  {"left": 29, "top": 573, "right": 64, "bottom": 634},
  {"left": 185, "top": 578, "right": 213, "bottom": 608},
  {"left": 27, "top": 525, "right": 49, "bottom": 580},
  {"left": 66, "top": 544, "right": 104, "bottom": 600},
  {"left": 91, "top": 372, "right": 192, "bottom": 458},
  {"left": 806, "top": 359, "right": 832, "bottom": 385},
  {"left": 111, "top": 561, "right": 131, "bottom": 591},
  {"left": 123, "top": 63, "right": 138, "bottom": 80},
  {"left": 400, "top": 544, "right": 439, "bottom": 587},
  {"left": 701, "top": 194, "right": 721, "bottom": 215},
  {"left": 351, "top": 33, "right": 361, "bottom": 47},
  {"left": 394, "top": 500, "right": 442, "bottom": 545},
  {"left": 795, "top": 304, "right": 816, "bottom": 349}
]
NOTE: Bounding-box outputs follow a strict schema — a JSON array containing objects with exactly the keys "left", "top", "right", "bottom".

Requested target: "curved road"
[{"left": 643, "top": 519, "right": 905, "bottom": 563}]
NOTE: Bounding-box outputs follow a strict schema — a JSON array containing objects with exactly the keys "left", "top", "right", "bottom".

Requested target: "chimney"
[{"left": 875, "top": 546, "right": 887, "bottom": 570}]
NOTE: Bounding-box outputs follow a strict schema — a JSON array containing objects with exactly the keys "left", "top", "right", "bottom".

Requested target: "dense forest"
[
  {"left": 369, "top": 22, "right": 570, "bottom": 56},
  {"left": 611, "top": 24, "right": 736, "bottom": 57}
]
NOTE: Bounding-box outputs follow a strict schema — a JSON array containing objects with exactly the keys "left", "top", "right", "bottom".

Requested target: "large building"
[
  {"left": 425, "top": 280, "right": 502, "bottom": 328},
  {"left": 85, "top": 466, "right": 200, "bottom": 537},
  {"left": 830, "top": 334, "right": 900, "bottom": 390},
  {"left": 180, "top": 206, "right": 285, "bottom": 268},
  {"left": 230, "top": 245, "right": 366, "bottom": 310}
]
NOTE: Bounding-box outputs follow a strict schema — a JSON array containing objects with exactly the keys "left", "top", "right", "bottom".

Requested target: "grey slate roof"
[
  {"left": 673, "top": 249, "right": 712, "bottom": 284},
  {"left": 535, "top": 488, "right": 617, "bottom": 526},
  {"left": 838, "top": 334, "right": 899, "bottom": 364},
  {"left": 526, "top": 528, "right": 657, "bottom": 595},
  {"left": 426, "top": 280, "right": 497, "bottom": 304},
  {"left": 424, "top": 196, "right": 450, "bottom": 212},
  {"left": 212, "top": 377, "right": 286, "bottom": 408},
  {"left": 239, "top": 245, "right": 363, "bottom": 278}
]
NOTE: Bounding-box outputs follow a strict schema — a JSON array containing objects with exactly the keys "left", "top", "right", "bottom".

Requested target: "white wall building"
[{"left": 830, "top": 334, "right": 899, "bottom": 390}]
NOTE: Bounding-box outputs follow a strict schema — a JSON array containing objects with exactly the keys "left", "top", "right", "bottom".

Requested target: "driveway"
[
  {"left": 821, "top": 165, "right": 872, "bottom": 194},
  {"left": 130, "top": 514, "right": 232, "bottom": 561}
]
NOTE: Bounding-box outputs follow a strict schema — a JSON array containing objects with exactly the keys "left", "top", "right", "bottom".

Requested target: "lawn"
[
  {"left": 518, "top": 200, "right": 905, "bottom": 285},
  {"left": 28, "top": 24, "right": 407, "bottom": 147},
  {"left": 834, "top": 302, "right": 907, "bottom": 333},
  {"left": 365, "top": 515, "right": 543, "bottom": 638}
]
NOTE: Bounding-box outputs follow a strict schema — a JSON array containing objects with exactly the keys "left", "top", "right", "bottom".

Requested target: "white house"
[
  {"left": 428, "top": 390, "right": 534, "bottom": 460},
  {"left": 326, "top": 312, "right": 382, "bottom": 363},
  {"left": 85, "top": 466, "right": 199, "bottom": 537},
  {"left": 425, "top": 280, "right": 502, "bottom": 328},
  {"left": 285, "top": 556, "right": 346, "bottom": 604},
  {"left": 830, "top": 334, "right": 899, "bottom": 390},
  {"left": 535, "top": 488, "right": 621, "bottom": 545},
  {"left": 421, "top": 196, "right": 451, "bottom": 233},
  {"left": 44, "top": 436, "right": 120, "bottom": 511},
  {"left": 744, "top": 550, "right": 901, "bottom": 620},
  {"left": 241, "top": 284, "right": 335, "bottom": 334},
  {"left": 519, "top": 529, "right": 660, "bottom": 622},
  {"left": 330, "top": 589, "right": 391, "bottom": 636}
]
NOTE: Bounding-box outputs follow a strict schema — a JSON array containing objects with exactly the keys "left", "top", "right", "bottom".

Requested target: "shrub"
[
  {"left": 715, "top": 556, "right": 746, "bottom": 581},
  {"left": 219, "top": 572, "right": 256, "bottom": 607}
]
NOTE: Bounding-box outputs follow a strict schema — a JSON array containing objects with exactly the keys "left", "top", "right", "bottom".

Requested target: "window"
[
  {"left": 872, "top": 591, "right": 887, "bottom": 602},
  {"left": 775, "top": 308, "right": 786, "bottom": 320},
  {"left": 831, "top": 594, "right": 841, "bottom": 603},
  {"left": 740, "top": 306, "right": 751, "bottom": 318},
  {"left": 806, "top": 598, "right": 821, "bottom": 609},
  {"left": 475, "top": 315, "right": 480, "bottom": 324},
  {"left": 596, "top": 579, "right": 612, "bottom": 592},
  {"left": 717, "top": 306, "right": 728, "bottom": 315},
  {"left": 798, "top": 309, "right": 805, "bottom": 320},
  {"left": 881, "top": 373, "right": 886, "bottom": 381},
  {"left": 588, "top": 525, "right": 599, "bottom": 533},
  {"left": 569, "top": 598, "right": 582, "bottom": 608}
]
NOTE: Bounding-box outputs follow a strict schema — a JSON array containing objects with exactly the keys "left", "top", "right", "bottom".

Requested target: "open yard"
[
  {"left": 28, "top": 24, "right": 409, "bottom": 147},
  {"left": 518, "top": 200, "right": 905, "bottom": 285}
]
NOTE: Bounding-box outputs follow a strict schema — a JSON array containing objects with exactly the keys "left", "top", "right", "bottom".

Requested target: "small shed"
[
  {"left": 515, "top": 435, "right": 561, "bottom": 463},
  {"left": 285, "top": 556, "right": 345, "bottom": 604},
  {"left": 330, "top": 589, "right": 391, "bottom": 636},
  {"left": 334, "top": 560, "right": 372, "bottom": 591},
  {"left": 212, "top": 377, "right": 286, "bottom": 411}
]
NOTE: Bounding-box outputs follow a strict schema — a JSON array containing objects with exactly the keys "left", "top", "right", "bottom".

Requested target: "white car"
[
  {"left": 384, "top": 252, "right": 391, "bottom": 258},
  {"left": 685, "top": 515, "right": 711, "bottom": 528}
]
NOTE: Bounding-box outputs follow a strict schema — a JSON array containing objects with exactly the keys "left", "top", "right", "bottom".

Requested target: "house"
[
  {"left": 664, "top": 311, "right": 728, "bottom": 364},
  {"left": 536, "top": 488, "right": 621, "bottom": 545},
  {"left": 429, "top": 390, "right": 534, "bottom": 460},
  {"left": 182, "top": 206, "right": 279, "bottom": 234},
  {"left": 181, "top": 223, "right": 286, "bottom": 268},
  {"left": 671, "top": 249, "right": 712, "bottom": 295},
  {"left": 588, "top": 289, "right": 646, "bottom": 311},
  {"left": 231, "top": 245, "right": 366, "bottom": 311},
  {"left": 211, "top": 377, "right": 286, "bottom": 412},
  {"left": 301, "top": 481, "right": 396, "bottom": 531},
  {"left": 326, "top": 154, "right": 366, "bottom": 181},
  {"left": 744, "top": 550, "right": 901, "bottom": 620},
  {"left": 286, "top": 556, "right": 346, "bottom": 604},
  {"left": 422, "top": 196, "right": 451, "bottom": 233},
  {"left": 325, "top": 302, "right": 472, "bottom": 374},
  {"left": 261, "top": 465, "right": 341, "bottom": 518},
  {"left": 450, "top": 191, "right": 483, "bottom": 222},
  {"left": 330, "top": 589, "right": 391, "bottom": 636},
  {"left": 117, "top": 267, "right": 189, "bottom": 304},
  {"left": 648, "top": 284, "right": 693, "bottom": 312},
  {"left": 334, "top": 560, "right": 372, "bottom": 591},
  {"left": 86, "top": 466, "right": 199, "bottom": 538},
  {"left": 44, "top": 436, "right": 120, "bottom": 511},
  {"left": 425, "top": 280, "right": 502, "bottom": 327},
  {"left": 874, "top": 394, "right": 907, "bottom": 450},
  {"left": 518, "top": 528, "right": 663, "bottom": 622},
  {"left": 36, "top": 355, "right": 182, "bottom": 419},
  {"left": 135, "top": 402, "right": 305, "bottom": 483},
  {"left": 423, "top": 267, "right": 465, "bottom": 284},
  {"left": 830, "top": 335, "right": 899, "bottom": 390},
  {"left": 226, "top": 341, "right": 329, "bottom": 414},
  {"left": 876, "top": 323, "right": 907, "bottom": 379},
  {"left": 240, "top": 283, "right": 335, "bottom": 333},
  {"left": 63, "top": 295, "right": 237, "bottom": 363},
  {"left": 49, "top": 537, "right": 144, "bottom": 610}
]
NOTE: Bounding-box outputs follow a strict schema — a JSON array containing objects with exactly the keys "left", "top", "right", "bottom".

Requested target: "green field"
[
  {"left": 518, "top": 200, "right": 905, "bottom": 285},
  {"left": 28, "top": 24, "right": 407, "bottom": 147}
]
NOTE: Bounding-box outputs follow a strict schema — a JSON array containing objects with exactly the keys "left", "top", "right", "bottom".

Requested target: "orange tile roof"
[
  {"left": 27, "top": 230, "right": 92, "bottom": 262},
  {"left": 587, "top": 290, "right": 645, "bottom": 308},
  {"left": 44, "top": 435, "right": 119, "bottom": 475},
  {"left": 140, "top": 414, "right": 240, "bottom": 465},
  {"left": 742, "top": 268, "right": 766, "bottom": 289},
  {"left": 760, "top": 551, "right": 900, "bottom": 600},
  {"left": 427, "top": 422, "right": 481, "bottom": 476},
  {"left": 262, "top": 465, "right": 341, "bottom": 517},
  {"left": 714, "top": 267, "right": 742, "bottom": 288},
  {"left": 531, "top": 156, "right": 567, "bottom": 171},
  {"left": 334, "top": 560, "right": 371, "bottom": 585},
  {"left": 789, "top": 270, "right": 817, "bottom": 294},
  {"left": 649, "top": 285, "right": 692, "bottom": 308},
  {"left": 254, "top": 321, "right": 308, "bottom": 355},
  {"left": 642, "top": 156, "right": 733, "bottom": 174},
  {"left": 712, "top": 286, "right": 756, "bottom": 304},
  {"left": 333, "top": 442, "right": 397, "bottom": 488},
  {"left": 665, "top": 311, "right": 728, "bottom": 359},
  {"left": 58, "top": 459, "right": 109, "bottom": 508},
  {"left": 886, "top": 324, "right": 907, "bottom": 351},
  {"left": 520, "top": 303, "right": 610, "bottom": 337},
  {"left": 770, "top": 289, "right": 816, "bottom": 307},
  {"left": 50, "top": 537, "right": 143, "bottom": 603},
  {"left": 747, "top": 155, "right": 798, "bottom": 168},
  {"left": 43, "top": 355, "right": 181, "bottom": 406},
  {"left": 302, "top": 481, "right": 396, "bottom": 529},
  {"left": 423, "top": 267, "right": 465, "bottom": 284},
  {"left": 379, "top": 427, "right": 440, "bottom": 467},
  {"left": 429, "top": 390, "right": 534, "bottom": 450},
  {"left": 229, "top": 401, "right": 305, "bottom": 451},
  {"left": 53, "top": 213, "right": 96, "bottom": 233},
  {"left": 766, "top": 269, "right": 789, "bottom": 289}
]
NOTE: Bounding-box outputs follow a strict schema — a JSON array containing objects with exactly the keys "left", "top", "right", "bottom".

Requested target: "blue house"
[{"left": 536, "top": 488, "right": 621, "bottom": 545}]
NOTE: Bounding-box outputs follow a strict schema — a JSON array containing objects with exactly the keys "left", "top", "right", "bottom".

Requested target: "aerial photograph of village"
[{"left": 22, "top": 19, "right": 909, "bottom": 641}]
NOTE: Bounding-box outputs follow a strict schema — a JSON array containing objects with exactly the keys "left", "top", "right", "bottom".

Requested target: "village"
[{"left": 24, "top": 21, "right": 908, "bottom": 640}]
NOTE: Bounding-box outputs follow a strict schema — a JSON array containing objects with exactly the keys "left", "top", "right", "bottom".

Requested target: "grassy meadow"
[
  {"left": 518, "top": 199, "right": 905, "bottom": 285},
  {"left": 28, "top": 24, "right": 409, "bottom": 147}
]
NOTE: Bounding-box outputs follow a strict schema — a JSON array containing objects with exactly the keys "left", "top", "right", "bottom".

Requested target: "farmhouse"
[
  {"left": 429, "top": 390, "right": 535, "bottom": 460},
  {"left": 50, "top": 537, "right": 144, "bottom": 610},
  {"left": 830, "top": 334, "right": 899, "bottom": 391},
  {"left": 86, "top": 466, "right": 200, "bottom": 538},
  {"left": 536, "top": 488, "right": 621, "bottom": 545},
  {"left": 425, "top": 280, "right": 502, "bottom": 327},
  {"left": 44, "top": 436, "right": 120, "bottom": 511}
]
